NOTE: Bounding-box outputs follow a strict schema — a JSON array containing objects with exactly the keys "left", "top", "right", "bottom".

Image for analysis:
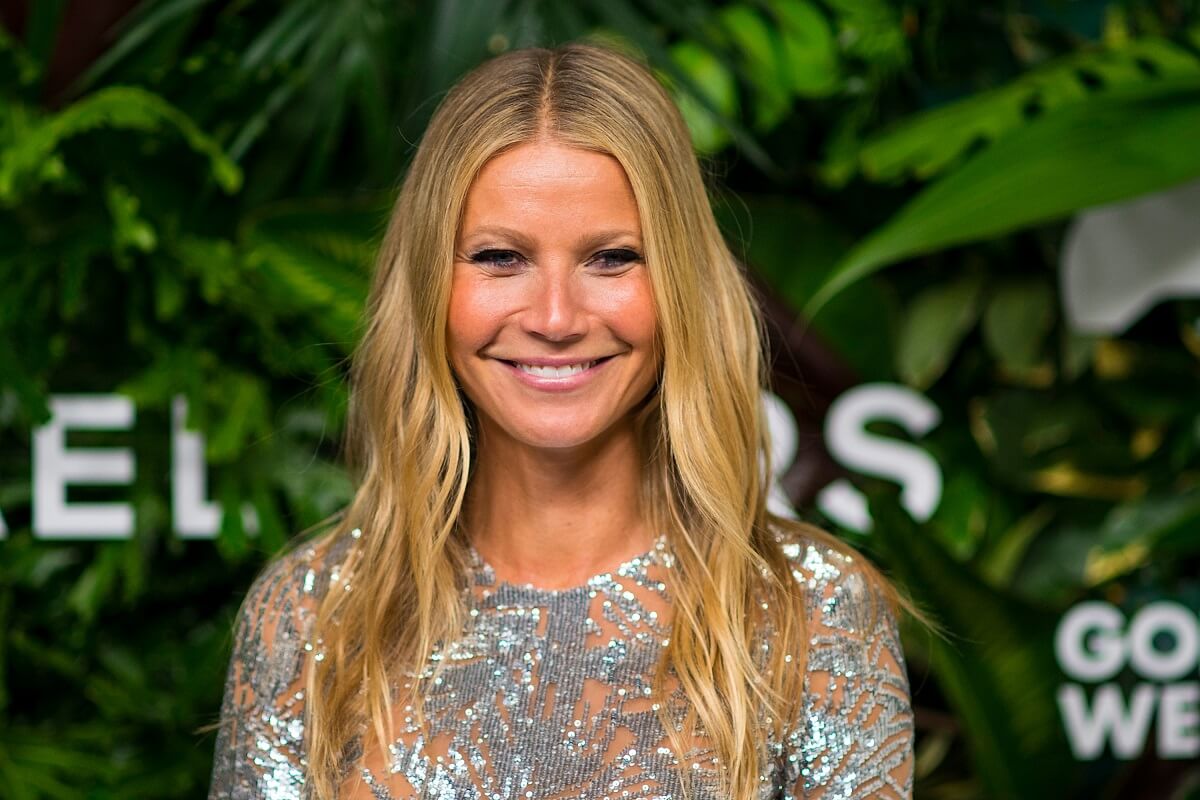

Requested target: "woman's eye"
[
  {"left": 592, "top": 249, "right": 641, "bottom": 270},
  {"left": 470, "top": 249, "right": 523, "bottom": 269}
]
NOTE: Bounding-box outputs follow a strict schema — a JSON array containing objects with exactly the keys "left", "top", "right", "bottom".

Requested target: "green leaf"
[
  {"left": 0, "top": 346, "right": 49, "bottom": 426},
  {"left": 970, "top": 388, "right": 1148, "bottom": 500},
  {"left": 588, "top": 17, "right": 776, "bottom": 173},
  {"left": 240, "top": 0, "right": 319, "bottom": 73},
  {"left": 858, "top": 37, "right": 1200, "bottom": 183},
  {"left": 1059, "top": 327, "right": 1098, "bottom": 381},
  {"left": 982, "top": 279, "right": 1056, "bottom": 373},
  {"left": 58, "top": 251, "right": 89, "bottom": 321},
  {"left": 664, "top": 41, "right": 740, "bottom": 153},
  {"left": 928, "top": 467, "right": 991, "bottom": 560},
  {"left": 205, "top": 373, "right": 269, "bottom": 463},
  {"left": 248, "top": 478, "right": 287, "bottom": 554},
  {"left": 716, "top": 5, "right": 791, "bottom": 131},
  {"left": 805, "top": 77, "right": 1200, "bottom": 320},
  {"left": 824, "top": 0, "right": 907, "bottom": 70},
  {"left": 215, "top": 474, "right": 252, "bottom": 561},
  {"left": 1082, "top": 488, "right": 1200, "bottom": 584},
  {"left": 173, "top": 235, "right": 241, "bottom": 304},
  {"left": 0, "top": 86, "right": 241, "bottom": 203},
  {"left": 977, "top": 503, "right": 1058, "bottom": 589},
  {"left": 273, "top": 442, "right": 354, "bottom": 526},
  {"left": 764, "top": 0, "right": 838, "bottom": 97},
  {"left": 67, "top": 546, "right": 121, "bottom": 623},
  {"left": 153, "top": 262, "right": 185, "bottom": 321},
  {"left": 243, "top": 204, "right": 373, "bottom": 350},
  {"left": 894, "top": 270, "right": 984, "bottom": 389},
  {"left": 0, "top": 24, "right": 42, "bottom": 90},
  {"left": 67, "top": 0, "right": 211, "bottom": 94},
  {"left": 105, "top": 182, "right": 158, "bottom": 262}
]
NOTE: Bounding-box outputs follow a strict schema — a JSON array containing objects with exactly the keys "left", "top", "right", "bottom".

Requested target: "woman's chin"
[
  {"left": 511, "top": 428, "right": 605, "bottom": 451},
  {"left": 496, "top": 415, "right": 617, "bottom": 451}
]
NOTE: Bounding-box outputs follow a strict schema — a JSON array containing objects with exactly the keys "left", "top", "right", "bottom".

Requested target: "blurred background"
[{"left": 1, "top": 1, "right": 1199, "bottom": 798}]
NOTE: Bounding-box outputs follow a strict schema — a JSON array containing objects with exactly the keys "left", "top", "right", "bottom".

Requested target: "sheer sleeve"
[
  {"left": 780, "top": 541, "right": 914, "bottom": 800},
  {"left": 207, "top": 543, "right": 325, "bottom": 800}
]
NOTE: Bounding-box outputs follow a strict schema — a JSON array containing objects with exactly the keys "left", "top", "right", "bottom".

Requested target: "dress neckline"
[{"left": 464, "top": 532, "right": 669, "bottom": 596}]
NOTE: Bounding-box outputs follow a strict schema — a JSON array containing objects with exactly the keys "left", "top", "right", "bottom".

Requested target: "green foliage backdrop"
[{"left": 1, "top": 1, "right": 1199, "bottom": 798}]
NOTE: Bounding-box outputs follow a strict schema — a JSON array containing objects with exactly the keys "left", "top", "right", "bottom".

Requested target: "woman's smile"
[{"left": 495, "top": 354, "right": 618, "bottom": 392}]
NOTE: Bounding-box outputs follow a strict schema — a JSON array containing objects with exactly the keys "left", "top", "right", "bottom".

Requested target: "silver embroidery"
[{"left": 207, "top": 531, "right": 913, "bottom": 799}]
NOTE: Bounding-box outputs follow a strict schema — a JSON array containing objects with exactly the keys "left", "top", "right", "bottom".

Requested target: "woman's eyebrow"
[
  {"left": 459, "top": 225, "right": 537, "bottom": 250},
  {"left": 575, "top": 230, "right": 642, "bottom": 251}
]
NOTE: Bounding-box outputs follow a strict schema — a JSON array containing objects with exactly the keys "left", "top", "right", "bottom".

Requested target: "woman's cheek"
[
  {"left": 594, "top": 272, "right": 656, "bottom": 343},
  {"left": 448, "top": 275, "right": 507, "bottom": 347}
]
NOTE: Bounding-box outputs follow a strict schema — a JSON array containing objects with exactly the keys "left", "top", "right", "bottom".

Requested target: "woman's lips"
[{"left": 497, "top": 355, "right": 615, "bottom": 392}]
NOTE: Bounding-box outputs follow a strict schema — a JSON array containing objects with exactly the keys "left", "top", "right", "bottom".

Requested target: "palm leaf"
[
  {"left": 804, "top": 76, "right": 1200, "bottom": 320},
  {"left": 66, "top": 0, "right": 212, "bottom": 96},
  {"left": 856, "top": 36, "right": 1200, "bottom": 182}
]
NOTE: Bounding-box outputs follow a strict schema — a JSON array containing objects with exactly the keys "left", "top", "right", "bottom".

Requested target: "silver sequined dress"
[{"left": 207, "top": 527, "right": 913, "bottom": 799}]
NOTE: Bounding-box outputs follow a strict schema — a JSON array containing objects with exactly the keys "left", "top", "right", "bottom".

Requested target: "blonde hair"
[{"left": 300, "top": 41, "right": 912, "bottom": 799}]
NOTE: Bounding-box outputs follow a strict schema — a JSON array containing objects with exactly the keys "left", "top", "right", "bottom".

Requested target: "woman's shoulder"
[
  {"left": 769, "top": 518, "right": 875, "bottom": 588},
  {"left": 766, "top": 518, "right": 898, "bottom": 636},
  {"left": 234, "top": 523, "right": 358, "bottom": 649},
  {"left": 764, "top": 526, "right": 915, "bottom": 796},
  {"left": 209, "top": 526, "right": 357, "bottom": 798}
]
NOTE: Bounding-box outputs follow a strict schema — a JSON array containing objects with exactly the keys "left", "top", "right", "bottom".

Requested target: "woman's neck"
[{"left": 462, "top": 419, "right": 654, "bottom": 589}]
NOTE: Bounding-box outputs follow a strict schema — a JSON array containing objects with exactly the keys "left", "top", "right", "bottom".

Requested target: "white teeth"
[{"left": 515, "top": 361, "right": 596, "bottom": 378}]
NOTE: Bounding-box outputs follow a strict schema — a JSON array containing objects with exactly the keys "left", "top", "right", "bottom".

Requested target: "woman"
[{"left": 208, "top": 41, "right": 915, "bottom": 800}]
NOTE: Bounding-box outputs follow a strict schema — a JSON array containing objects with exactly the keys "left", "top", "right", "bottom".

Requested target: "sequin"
[{"left": 208, "top": 530, "right": 913, "bottom": 799}]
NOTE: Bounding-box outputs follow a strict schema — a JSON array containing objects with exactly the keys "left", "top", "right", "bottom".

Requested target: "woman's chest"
[{"left": 339, "top": 583, "right": 750, "bottom": 799}]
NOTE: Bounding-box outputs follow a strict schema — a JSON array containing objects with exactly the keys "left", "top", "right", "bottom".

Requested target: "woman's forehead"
[{"left": 457, "top": 142, "right": 641, "bottom": 244}]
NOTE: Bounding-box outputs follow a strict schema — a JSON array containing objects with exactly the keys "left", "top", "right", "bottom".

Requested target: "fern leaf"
[{"left": 0, "top": 86, "right": 241, "bottom": 203}]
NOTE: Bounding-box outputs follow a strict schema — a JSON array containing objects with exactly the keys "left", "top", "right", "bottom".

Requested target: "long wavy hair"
[{"left": 300, "top": 41, "right": 911, "bottom": 800}]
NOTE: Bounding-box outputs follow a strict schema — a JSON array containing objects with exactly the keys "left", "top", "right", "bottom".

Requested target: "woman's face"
[{"left": 448, "top": 139, "right": 659, "bottom": 451}]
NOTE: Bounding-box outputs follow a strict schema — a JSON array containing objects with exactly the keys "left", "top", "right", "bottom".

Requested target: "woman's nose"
[{"left": 522, "top": 264, "right": 587, "bottom": 342}]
